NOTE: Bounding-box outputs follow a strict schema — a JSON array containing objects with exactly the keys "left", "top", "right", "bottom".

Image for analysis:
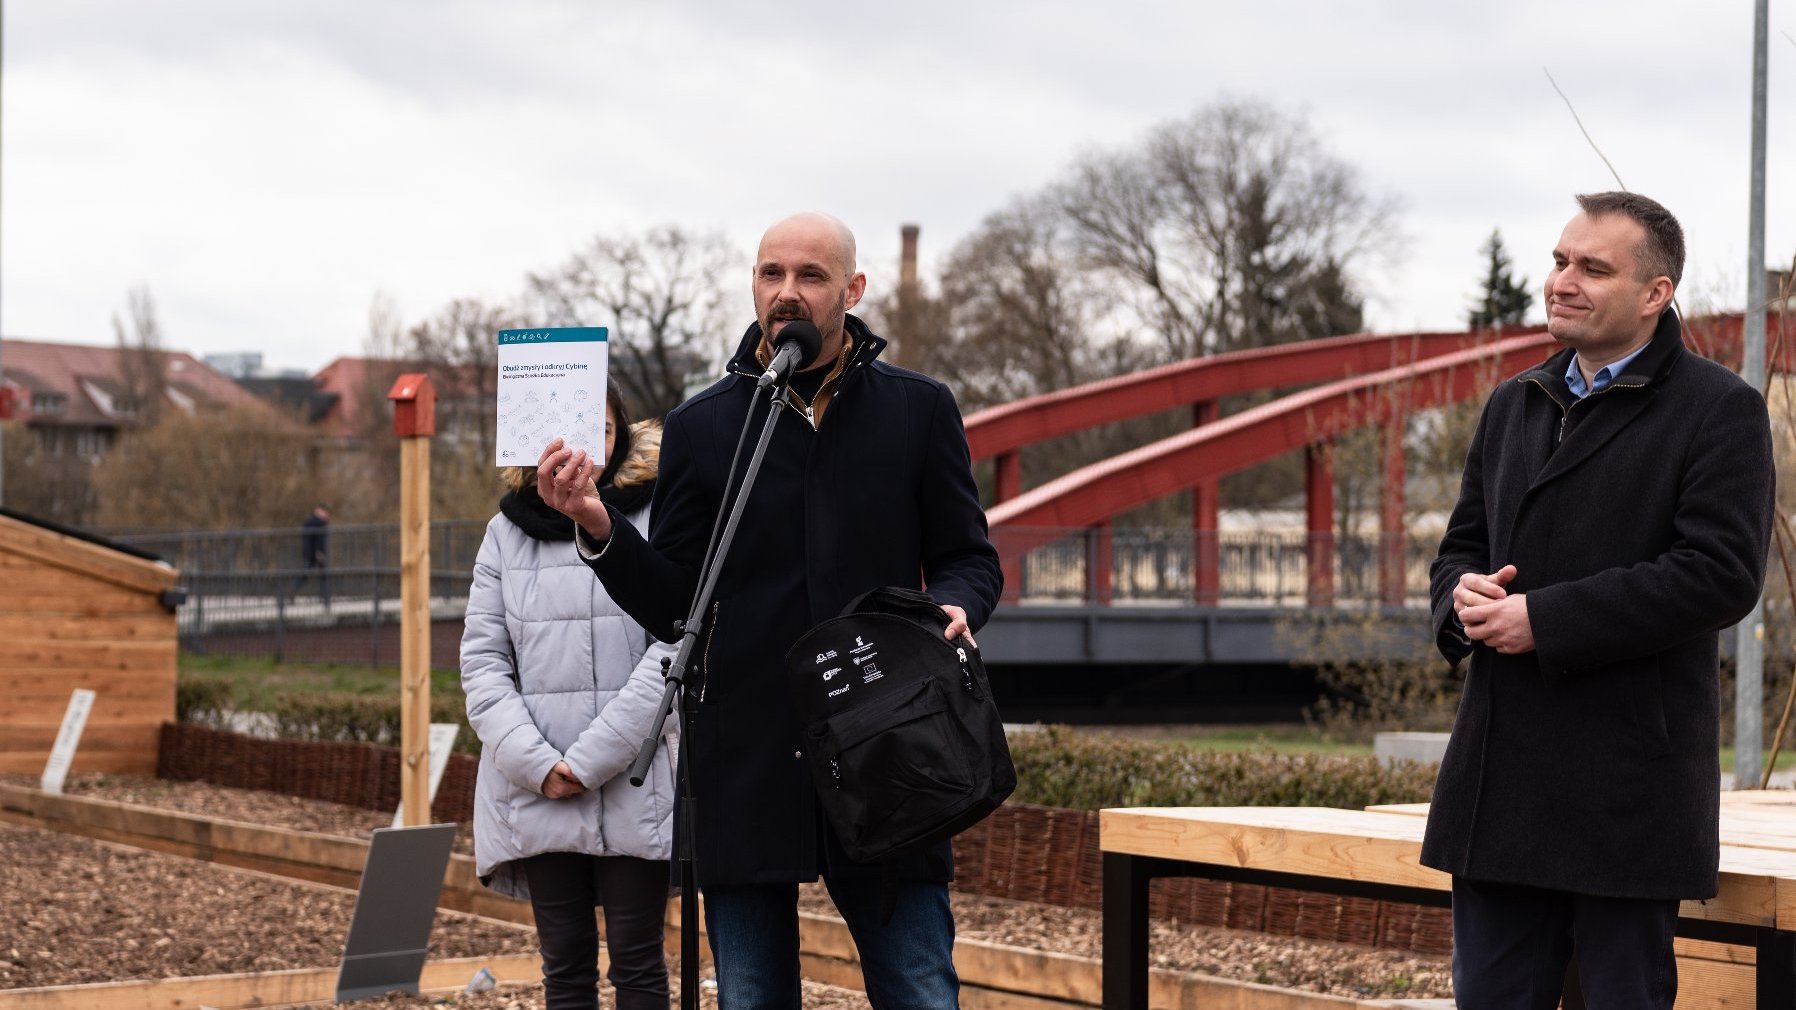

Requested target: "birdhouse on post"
[
  {"left": 386, "top": 373, "right": 436, "bottom": 437},
  {"left": 386, "top": 372, "right": 435, "bottom": 826}
]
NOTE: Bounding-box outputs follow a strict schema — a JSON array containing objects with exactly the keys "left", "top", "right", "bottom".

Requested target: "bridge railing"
[
  {"left": 112, "top": 521, "right": 1439, "bottom": 667},
  {"left": 1009, "top": 526, "right": 1439, "bottom": 607}
]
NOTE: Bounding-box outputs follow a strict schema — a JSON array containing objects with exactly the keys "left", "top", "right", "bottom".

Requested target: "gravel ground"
[
  {"left": 0, "top": 820, "right": 533, "bottom": 989},
  {"left": 0, "top": 773, "right": 1451, "bottom": 1003},
  {"left": 321, "top": 979, "right": 869, "bottom": 1010}
]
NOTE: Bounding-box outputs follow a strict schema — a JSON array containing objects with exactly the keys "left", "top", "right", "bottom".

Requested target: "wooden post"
[{"left": 387, "top": 374, "right": 436, "bottom": 827}]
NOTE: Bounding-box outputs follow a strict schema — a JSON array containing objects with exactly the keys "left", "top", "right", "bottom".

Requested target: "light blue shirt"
[{"left": 1565, "top": 342, "right": 1651, "bottom": 399}]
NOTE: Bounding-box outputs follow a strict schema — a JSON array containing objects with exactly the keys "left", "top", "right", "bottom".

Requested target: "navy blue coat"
[
  {"left": 1422, "top": 309, "right": 1775, "bottom": 900},
  {"left": 586, "top": 315, "right": 1003, "bottom": 885}
]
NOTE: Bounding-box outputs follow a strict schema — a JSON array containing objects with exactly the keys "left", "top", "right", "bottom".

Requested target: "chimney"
[
  {"left": 900, "top": 224, "right": 920, "bottom": 294},
  {"left": 893, "top": 224, "right": 922, "bottom": 368}
]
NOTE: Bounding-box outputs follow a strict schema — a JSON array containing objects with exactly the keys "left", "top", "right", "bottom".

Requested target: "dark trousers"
[
  {"left": 519, "top": 853, "right": 671, "bottom": 1010},
  {"left": 1451, "top": 876, "right": 1679, "bottom": 1010}
]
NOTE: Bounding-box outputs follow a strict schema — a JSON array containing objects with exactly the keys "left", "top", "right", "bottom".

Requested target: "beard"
[{"left": 763, "top": 289, "right": 848, "bottom": 350}]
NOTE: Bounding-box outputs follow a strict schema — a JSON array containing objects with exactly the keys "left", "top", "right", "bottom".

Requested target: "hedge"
[
  {"left": 170, "top": 693, "right": 1439, "bottom": 803},
  {"left": 1006, "top": 725, "right": 1437, "bottom": 810}
]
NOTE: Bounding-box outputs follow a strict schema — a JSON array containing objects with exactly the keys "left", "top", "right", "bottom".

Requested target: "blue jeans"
[{"left": 702, "top": 875, "right": 958, "bottom": 1010}]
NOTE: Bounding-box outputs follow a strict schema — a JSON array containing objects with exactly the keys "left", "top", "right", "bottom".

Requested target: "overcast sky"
[{"left": 3, "top": 1, "right": 1791, "bottom": 375}]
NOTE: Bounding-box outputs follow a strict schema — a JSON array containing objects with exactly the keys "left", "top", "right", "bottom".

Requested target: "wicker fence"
[{"left": 156, "top": 722, "right": 1452, "bottom": 955}]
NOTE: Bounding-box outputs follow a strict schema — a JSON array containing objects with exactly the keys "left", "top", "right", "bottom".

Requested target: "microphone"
[{"left": 757, "top": 319, "right": 823, "bottom": 389}]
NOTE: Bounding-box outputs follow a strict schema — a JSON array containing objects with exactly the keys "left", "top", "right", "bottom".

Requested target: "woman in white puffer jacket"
[{"left": 461, "top": 385, "right": 675, "bottom": 1010}]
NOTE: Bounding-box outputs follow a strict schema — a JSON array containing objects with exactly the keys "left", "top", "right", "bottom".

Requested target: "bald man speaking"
[{"left": 539, "top": 212, "right": 1002, "bottom": 1009}]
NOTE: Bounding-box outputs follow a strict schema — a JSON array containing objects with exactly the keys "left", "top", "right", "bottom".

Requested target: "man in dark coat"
[
  {"left": 1424, "top": 192, "right": 1775, "bottom": 1008},
  {"left": 298, "top": 504, "right": 330, "bottom": 605},
  {"left": 537, "top": 212, "right": 1003, "bottom": 1009}
]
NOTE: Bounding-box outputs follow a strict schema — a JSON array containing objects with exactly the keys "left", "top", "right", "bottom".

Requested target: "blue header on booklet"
[{"left": 498, "top": 327, "right": 608, "bottom": 346}]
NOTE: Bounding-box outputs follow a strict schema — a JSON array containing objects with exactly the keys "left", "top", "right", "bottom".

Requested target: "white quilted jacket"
[{"left": 460, "top": 505, "right": 676, "bottom": 899}]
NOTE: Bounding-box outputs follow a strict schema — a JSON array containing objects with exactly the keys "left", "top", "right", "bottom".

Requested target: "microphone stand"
[{"left": 626, "top": 375, "right": 795, "bottom": 1010}]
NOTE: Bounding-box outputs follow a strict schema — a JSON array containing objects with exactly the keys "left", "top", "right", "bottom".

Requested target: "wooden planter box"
[{"left": 0, "top": 510, "right": 178, "bottom": 776}]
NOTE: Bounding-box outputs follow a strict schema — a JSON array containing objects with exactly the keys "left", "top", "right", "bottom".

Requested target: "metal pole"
[
  {"left": 1, "top": 0, "right": 9, "bottom": 509},
  {"left": 1734, "top": 0, "right": 1769, "bottom": 790}
]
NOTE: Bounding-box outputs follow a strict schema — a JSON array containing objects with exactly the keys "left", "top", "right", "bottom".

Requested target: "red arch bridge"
[
  {"left": 964, "top": 312, "right": 1790, "bottom": 711},
  {"left": 127, "top": 313, "right": 1787, "bottom": 719}
]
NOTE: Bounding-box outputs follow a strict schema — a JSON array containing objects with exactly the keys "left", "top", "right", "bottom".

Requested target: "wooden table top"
[{"left": 1100, "top": 805, "right": 1796, "bottom": 929}]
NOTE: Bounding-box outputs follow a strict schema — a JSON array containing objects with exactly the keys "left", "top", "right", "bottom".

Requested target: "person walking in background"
[
  {"left": 300, "top": 504, "right": 330, "bottom": 606},
  {"left": 1424, "top": 192, "right": 1775, "bottom": 1008},
  {"left": 461, "top": 386, "right": 677, "bottom": 1010}
]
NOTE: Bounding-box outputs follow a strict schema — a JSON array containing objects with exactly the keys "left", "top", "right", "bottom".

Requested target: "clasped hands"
[
  {"left": 1453, "top": 564, "right": 1535, "bottom": 655},
  {"left": 532, "top": 437, "right": 978, "bottom": 647},
  {"left": 543, "top": 760, "right": 585, "bottom": 799}
]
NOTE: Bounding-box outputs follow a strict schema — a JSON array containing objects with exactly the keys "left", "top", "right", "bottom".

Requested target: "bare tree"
[
  {"left": 1058, "top": 97, "right": 1391, "bottom": 359},
  {"left": 398, "top": 296, "right": 524, "bottom": 521},
  {"left": 527, "top": 225, "right": 741, "bottom": 417},
  {"left": 405, "top": 297, "right": 516, "bottom": 463},
  {"left": 918, "top": 198, "right": 1107, "bottom": 408},
  {"left": 865, "top": 198, "right": 1162, "bottom": 504},
  {"left": 97, "top": 403, "right": 319, "bottom": 530},
  {"left": 1, "top": 421, "right": 100, "bottom": 526},
  {"left": 112, "top": 285, "right": 168, "bottom": 426}
]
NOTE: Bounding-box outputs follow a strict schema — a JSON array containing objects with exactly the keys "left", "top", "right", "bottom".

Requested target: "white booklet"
[{"left": 494, "top": 326, "right": 609, "bottom": 465}]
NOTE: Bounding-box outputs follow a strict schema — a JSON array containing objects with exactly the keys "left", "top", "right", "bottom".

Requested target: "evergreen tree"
[{"left": 1468, "top": 228, "right": 1533, "bottom": 329}]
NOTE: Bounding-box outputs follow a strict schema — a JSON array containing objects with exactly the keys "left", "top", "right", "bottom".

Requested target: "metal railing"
[
  {"left": 111, "top": 521, "right": 1437, "bottom": 667},
  {"left": 1009, "top": 527, "right": 1438, "bottom": 606},
  {"left": 113, "top": 521, "right": 490, "bottom": 668}
]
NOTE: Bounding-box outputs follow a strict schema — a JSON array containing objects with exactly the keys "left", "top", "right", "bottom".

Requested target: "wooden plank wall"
[{"left": 0, "top": 516, "right": 177, "bottom": 776}]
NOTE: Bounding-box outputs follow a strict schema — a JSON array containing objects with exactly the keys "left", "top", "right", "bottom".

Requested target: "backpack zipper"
[{"left": 957, "top": 646, "right": 978, "bottom": 697}]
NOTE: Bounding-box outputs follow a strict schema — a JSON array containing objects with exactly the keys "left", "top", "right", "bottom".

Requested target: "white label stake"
[
  {"left": 393, "top": 722, "right": 461, "bottom": 828},
  {"left": 41, "top": 689, "right": 96, "bottom": 795}
]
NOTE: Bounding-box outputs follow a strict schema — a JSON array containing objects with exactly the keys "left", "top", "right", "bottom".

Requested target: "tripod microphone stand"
[{"left": 625, "top": 324, "right": 817, "bottom": 1010}]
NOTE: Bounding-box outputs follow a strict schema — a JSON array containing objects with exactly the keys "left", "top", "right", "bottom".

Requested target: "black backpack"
[{"left": 784, "top": 586, "right": 1016, "bottom": 864}]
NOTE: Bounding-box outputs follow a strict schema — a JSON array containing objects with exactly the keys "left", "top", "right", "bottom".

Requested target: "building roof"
[
  {"left": 238, "top": 375, "right": 341, "bottom": 424},
  {"left": 0, "top": 338, "right": 271, "bottom": 428},
  {"left": 310, "top": 355, "right": 488, "bottom": 440}
]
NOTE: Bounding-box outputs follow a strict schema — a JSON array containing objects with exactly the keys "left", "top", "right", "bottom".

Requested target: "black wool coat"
[
  {"left": 1422, "top": 308, "right": 1775, "bottom": 900},
  {"left": 586, "top": 315, "right": 1003, "bottom": 886}
]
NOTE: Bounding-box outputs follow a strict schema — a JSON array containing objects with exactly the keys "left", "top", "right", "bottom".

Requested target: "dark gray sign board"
[{"left": 334, "top": 822, "right": 457, "bottom": 1002}]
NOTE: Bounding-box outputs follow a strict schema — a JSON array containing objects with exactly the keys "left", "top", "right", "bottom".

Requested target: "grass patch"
[
  {"left": 1721, "top": 746, "right": 1796, "bottom": 776},
  {"left": 180, "top": 654, "right": 463, "bottom": 711},
  {"left": 1073, "top": 723, "right": 1374, "bottom": 757}
]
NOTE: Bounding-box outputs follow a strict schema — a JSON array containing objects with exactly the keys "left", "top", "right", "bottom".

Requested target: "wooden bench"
[{"left": 1100, "top": 806, "right": 1796, "bottom": 1009}]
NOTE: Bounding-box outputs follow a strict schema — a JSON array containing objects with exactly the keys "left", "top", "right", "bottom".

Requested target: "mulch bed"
[
  {"left": 0, "top": 773, "right": 1451, "bottom": 1004},
  {"left": 0, "top": 820, "right": 531, "bottom": 989}
]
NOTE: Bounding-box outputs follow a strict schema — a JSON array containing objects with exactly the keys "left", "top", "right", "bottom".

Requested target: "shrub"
[
  {"left": 1007, "top": 725, "right": 1437, "bottom": 810},
  {"left": 174, "top": 678, "right": 235, "bottom": 727},
  {"left": 266, "top": 693, "right": 478, "bottom": 753}
]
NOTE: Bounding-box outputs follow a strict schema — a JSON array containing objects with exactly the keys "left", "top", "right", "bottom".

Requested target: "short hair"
[{"left": 1575, "top": 191, "right": 1685, "bottom": 289}]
